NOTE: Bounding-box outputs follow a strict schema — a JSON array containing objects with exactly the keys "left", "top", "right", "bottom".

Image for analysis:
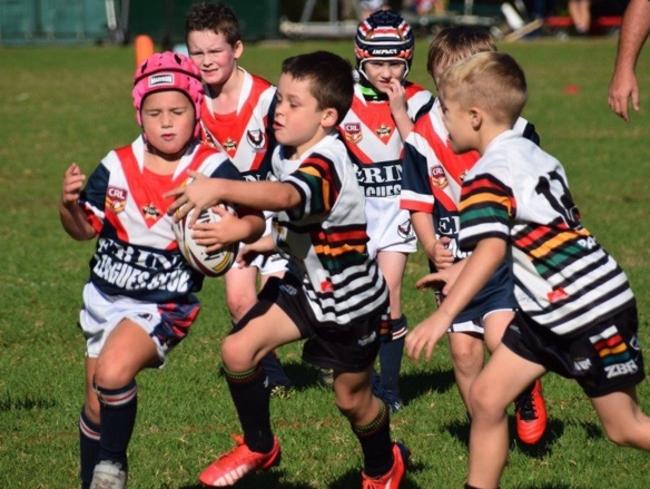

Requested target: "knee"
[
  {"left": 334, "top": 389, "right": 369, "bottom": 420},
  {"left": 221, "top": 334, "right": 254, "bottom": 372},
  {"left": 226, "top": 293, "right": 255, "bottom": 322},
  {"left": 469, "top": 379, "right": 504, "bottom": 421},
  {"left": 451, "top": 341, "right": 484, "bottom": 376},
  {"left": 94, "top": 356, "right": 132, "bottom": 389}
]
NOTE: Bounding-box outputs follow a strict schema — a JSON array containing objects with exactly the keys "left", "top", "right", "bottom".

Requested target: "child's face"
[
  {"left": 273, "top": 73, "right": 334, "bottom": 156},
  {"left": 363, "top": 60, "right": 407, "bottom": 93},
  {"left": 439, "top": 93, "right": 476, "bottom": 153},
  {"left": 141, "top": 91, "right": 195, "bottom": 155},
  {"left": 187, "top": 30, "right": 242, "bottom": 88}
]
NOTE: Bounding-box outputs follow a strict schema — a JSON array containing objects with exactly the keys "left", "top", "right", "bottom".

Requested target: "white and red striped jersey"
[
  {"left": 79, "top": 136, "right": 243, "bottom": 303},
  {"left": 200, "top": 69, "right": 276, "bottom": 181},
  {"left": 340, "top": 81, "right": 432, "bottom": 200}
]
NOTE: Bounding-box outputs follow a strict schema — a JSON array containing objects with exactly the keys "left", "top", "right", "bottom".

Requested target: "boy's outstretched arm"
[
  {"left": 59, "top": 163, "right": 96, "bottom": 241},
  {"left": 167, "top": 172, "right": 301, "bottom": 224},
  {"left": 405, "top": 237, "right": 507, "bottom": 362}
]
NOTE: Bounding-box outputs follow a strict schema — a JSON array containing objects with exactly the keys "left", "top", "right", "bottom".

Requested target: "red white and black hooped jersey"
[
  {"left": 339, "top": 81, "right": 433, "bottom": 201},
  {"left": 271, "top": 133, "right": 388, "bottom": 325},
  {"left": 200, "top": 69, "right": 276, "bottom": 181},
  {"left": 458, "top": 130, "right": 634, "bottom": 336},
  {"left": 79, "top": 136, "right": 243, "bottom": 303}
]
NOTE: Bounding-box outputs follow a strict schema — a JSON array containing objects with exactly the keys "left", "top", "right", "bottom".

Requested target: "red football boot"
[
  {"left": 361, "top": 443, "right": 409, "bottom": 489},
  {"left": 515, "top": 379, "right": 548, "bottom": 445},
  {"left": 199, "top": 434, "right": 281, "bottom": 487}
]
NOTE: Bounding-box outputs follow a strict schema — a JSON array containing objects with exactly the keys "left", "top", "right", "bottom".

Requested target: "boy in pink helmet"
[{"left": 59, "top": 51, "right": 264, "bottom": 489}]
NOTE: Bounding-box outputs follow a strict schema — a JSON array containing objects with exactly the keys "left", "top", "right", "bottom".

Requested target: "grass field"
[{"left": 1, "top": 38, "right": 649, "bottom": 489}]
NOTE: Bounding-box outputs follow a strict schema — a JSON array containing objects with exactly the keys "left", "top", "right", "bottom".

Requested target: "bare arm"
[
  {"left": 608, "top": 0, "right": 650, "bottom": 121},
  {"left": 59, "top": 163, "right": 96, "bottom": 241},
  {"left": 405, "top": 237, "right": 507, "bottom": 362},
  {"left": 411, "top": 211, "right": 437, "bottom": 261},
  {"left": 167, "top": 173, "right": 302, "bottom": 223}
]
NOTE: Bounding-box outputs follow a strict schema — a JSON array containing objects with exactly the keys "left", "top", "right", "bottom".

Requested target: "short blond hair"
[
  {"left": 426, "top": 26, "right": 496, "bottom": 80},
  {"left": 438, "top": 51, "right": 527, "bottom": 126}
]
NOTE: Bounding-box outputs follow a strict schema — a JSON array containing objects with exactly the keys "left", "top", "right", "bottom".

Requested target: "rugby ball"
[{"left": 173, "top": 205, "right": 239, "bottom": 277}]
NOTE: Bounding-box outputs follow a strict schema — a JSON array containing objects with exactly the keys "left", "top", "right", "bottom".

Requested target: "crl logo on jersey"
[
  {"left": 246, "top": 129, "right": 266, "bottom": 150},
  {"left": 429, "top": 165, "right": 448, "bottom": 188},
  {"left": 343, "top": 122, "right": 362, "bottom": 144},
  {"left": 106, "top": 186, "right": 127, "bottom": 213}
]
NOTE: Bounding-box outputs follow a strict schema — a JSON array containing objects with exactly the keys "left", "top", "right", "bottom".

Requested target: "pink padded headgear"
[{"left": 132, "top": 51, "right": 204, "bottom": 138}]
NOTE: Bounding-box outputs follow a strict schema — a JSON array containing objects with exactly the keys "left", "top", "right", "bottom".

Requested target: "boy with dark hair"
[
  {"left": 406, "top": 51, "right": 650, "bottom": 489},
  {"left": 169, "top": 51, "right": 409, "bottom": 489}
]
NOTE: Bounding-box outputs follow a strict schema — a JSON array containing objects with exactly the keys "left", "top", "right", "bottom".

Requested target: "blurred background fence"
[{"left": 0, "top": 0, "right": 630, "bottom": 45}]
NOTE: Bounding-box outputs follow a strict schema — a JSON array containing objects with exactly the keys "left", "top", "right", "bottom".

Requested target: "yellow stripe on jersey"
[
  {"left": 529, "top": 228, "right": 592, "bottom": 259},
  {"left": 314, "top": 243, "right": 366, "bottom": 257},
  {"left": 300, "top": 166, "right": 332, "bottom": 212},
  {"left": 460, "top": 192, "right": 513, "bottom": 215}
]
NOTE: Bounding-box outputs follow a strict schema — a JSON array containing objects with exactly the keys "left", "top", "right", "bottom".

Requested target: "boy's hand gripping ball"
[{"left": 173, "top": 205, "right": 239, "bottom": 277}]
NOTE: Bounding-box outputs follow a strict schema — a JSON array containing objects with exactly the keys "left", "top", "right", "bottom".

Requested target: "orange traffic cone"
[{"left": 134, "top": 34, "right": 155, "bottom": 68}]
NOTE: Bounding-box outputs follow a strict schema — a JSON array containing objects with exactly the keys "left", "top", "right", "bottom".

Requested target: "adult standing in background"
[{"left": 608, "top": 0, "right": 650, "bottom": 121}]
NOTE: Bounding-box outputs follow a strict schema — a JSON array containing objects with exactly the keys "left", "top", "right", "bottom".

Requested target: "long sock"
[
  {"left": 230, "top": 319, "right": 291, "bottom": 388},
  {"left": 379, "top": 316, "right": 407, "bottom": 396},
  {"left": 79, "top": 408, "right": 100, "bottom": 489},
  {"left": 224, "top": 364, "right": 274, "bottom": 453},
  {"left": 352, "top": 401, "right": 393, "bottom": 477},
  {"left": 260, "top": 350, "right": 292, "bottom": 387},
  {"left": 96, "top": 381, "right": 138, "bottom": 469}
]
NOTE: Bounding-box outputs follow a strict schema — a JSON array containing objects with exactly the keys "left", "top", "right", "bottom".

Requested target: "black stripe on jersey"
[
  {"left": 304, "top": 152, "right": 342, "bottom": 195},
  {"left": 519, "top": 277, "right": 633, "bottom": 330},
  {"left": 463, "top": 174, "right": 515, "bottom": 201},
  {"left": 402, "top": 141, "right": 434, "bottom": 196},
  {"left": 546, "top": 252, "right": 609, "bottom": 289},
  {"left": 522, "top": 122, "right": 541, "bottom": 146},
  {"left": 80, "top": 162, "right": 110, "bottom": 211},
  {"left": 413, "top": 97, "right": 434, "bottom": 122},
  {"left": 308, "top": 265, "right": 387, "bottom": 317},
  {"left": 284, "top": 180, "right": 308, "bottom": 220},
  {"left": 530, "top": 241, "right": 604, "bottom": 281},
  {"left": 280, "top": 220, "right": 323, "bottom": 234}
]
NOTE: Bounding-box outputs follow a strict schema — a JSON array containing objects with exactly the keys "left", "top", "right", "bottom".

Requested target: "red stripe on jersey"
[
  {"left": 462, "top": 175, "right": 505, "bottom": 195},
  {"left": 400, "top": 198, "right": 433, "bottom": 213},
  {"left": 323, "top": 228, "right": 368, "bottom": 243},
  {"left": 513, "top": 225, "right": 555, "bottom": 249}
]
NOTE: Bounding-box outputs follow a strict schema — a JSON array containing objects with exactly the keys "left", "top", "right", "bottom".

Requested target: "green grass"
[{"left": 1, "top": 39, "right": 649, "bottom": 489}]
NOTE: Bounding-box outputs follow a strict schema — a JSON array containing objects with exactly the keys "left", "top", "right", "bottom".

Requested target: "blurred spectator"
[
  {"left": 360, "top": 0, "right": 389, "bottom": 19},
  {"left": 608, "top": 0, "right": 650, "bottom": 120},
  {"left": 403, "top": 0, "right": 447, "bottom": 15},
  {"left": 568, "top": 0, "right": 591, "bottom": 34}
]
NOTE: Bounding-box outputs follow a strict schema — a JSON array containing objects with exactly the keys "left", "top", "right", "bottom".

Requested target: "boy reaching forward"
[
  {"left": 169, "top": 51, "right": 408, "bottom": 489},
  {"left": 406, "top": 51, "right": 650, "bottom": 489}
]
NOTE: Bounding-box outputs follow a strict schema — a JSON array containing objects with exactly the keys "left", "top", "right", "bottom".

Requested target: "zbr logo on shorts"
[
  {"left": 106, "top": 186, "right": 128, "bottom": 213},
  {"left": 246, "top": 129, "right": 266, "bottom": 151},
  {"left": 589, "top": 325, "right": 639, "bottom": 379}
]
